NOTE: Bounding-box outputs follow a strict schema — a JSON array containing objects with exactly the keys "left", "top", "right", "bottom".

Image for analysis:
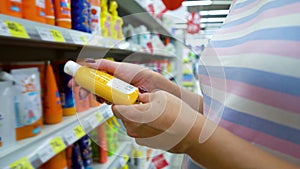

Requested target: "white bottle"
[{"left": 0, "top": 80, "right": 16, "bottom": 150}]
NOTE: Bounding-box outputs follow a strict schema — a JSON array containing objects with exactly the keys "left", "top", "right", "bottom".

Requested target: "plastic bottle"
[
  {"left": 64, "top": 60, "right": 139, "bottom": 105},
  {"left": 43, "top": 63, "right": 63, "bottom": 124},
  {"left": 45, "top": 0, "right": 55, "bottom": 25},
  {"left": 53, "top": 0, "right": 72, "bottom": 29},
  {"left": 71, "top": 0, "right": 92, "bottom": 33},
  {"left": 74, "top": 85, "right": 90, "bottom": 112},
  {"left": 109, "top": 1, "right": 124, "bottom": 40},
  {"left": 22, "top": 0, "right": 46, "bottom": 23},
  {"left": 89, "top": 0, "right": 101, "bottom": 34},
  {"left": 0, "top": 80, "right": 16, "bottom": 151},
  {"left": 0, "top": 0, "right": 23, "bottom": 18},
  {"left": 40, "top": 150, "right": 68, "bottom": 169},
  {"left": 100, "top": 0, "right": 112, "bottom": 37}
]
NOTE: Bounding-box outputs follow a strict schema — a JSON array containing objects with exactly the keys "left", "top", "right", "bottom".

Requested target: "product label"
[
  {"left": 9, "top": 157, "right": 34, "bottom": 169},
  {"left": 12, "top": 69, "right": 42, "bottom": 127},
  {"left": 36, "top": 27, "right": 65, "bottom": 42},
  {"left": 71, "top": 33, "right": 88, "bottom": 44},
  {"left": 36, "top": 0, "right": 45, "bottom": 8},
  {"left": 107, "top": 78, "right": 137, "bottom": 94},
  {"left": 4, "top": 21, "right": 29, "bottom": 39}
]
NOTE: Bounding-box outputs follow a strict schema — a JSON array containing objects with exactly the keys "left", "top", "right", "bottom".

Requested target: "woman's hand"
[
  {"left": 84, "top": 58, "right": 175, "bottom": 93},
  {"left": 112, "top": 90, "right": 201, "bottom": 153}
]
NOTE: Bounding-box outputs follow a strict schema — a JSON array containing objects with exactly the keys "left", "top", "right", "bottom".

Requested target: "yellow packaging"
[{"left": 64, "top": 61, "right": 138, "bottom": 105}]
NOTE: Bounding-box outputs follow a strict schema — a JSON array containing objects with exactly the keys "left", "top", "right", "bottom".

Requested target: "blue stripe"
[
  {"left": 211, "top": 26, "right": 300, "bottom": 48},
  {"left": 224, "top": 0, "right": 300, "bottom": 28},
  {"left": 203, "top": 93, "right": 300, "bottom": 145},
  {"left": 198, "top": 65, "right": 300, "bottom": 97},
  {"left": 232, "top": 0, "right": 257, "bottom": 10}
]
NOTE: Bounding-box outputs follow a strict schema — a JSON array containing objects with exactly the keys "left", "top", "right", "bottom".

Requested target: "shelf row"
[
  {"left": 0, "top": 14, "right": 176, "bottom": 62},
  {"left": 0, "top": 104, "right": 114, "bottom": 169}
]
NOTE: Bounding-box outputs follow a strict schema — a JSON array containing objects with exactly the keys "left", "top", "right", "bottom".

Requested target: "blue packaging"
[
  {"left": 71, "top": 0, "right": 92, "bottom": 33},
  {"left": 78, "top": 135, "right": 93, "bottom": 169}
]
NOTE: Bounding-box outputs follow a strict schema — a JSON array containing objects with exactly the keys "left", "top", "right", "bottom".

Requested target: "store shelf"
[
  {"left": 92, "top": 141, "right": 132, "bottom": 169},
  {"left": 0, "top": 14, "right": 175, "bottom": 62},
  {"left": 116, "top": 0, "right": 172, "bottom": 37},
  {"left": 0, "top": 104, "right": 114, "bottom": 169}
]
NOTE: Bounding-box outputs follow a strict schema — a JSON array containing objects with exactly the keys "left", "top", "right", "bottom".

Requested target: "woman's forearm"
[
  {"left": 186, "top": 114, "right": 299, "bottom": 169},
  {"left": 153, "top": 75, "right": 203, "bottom": 113}
]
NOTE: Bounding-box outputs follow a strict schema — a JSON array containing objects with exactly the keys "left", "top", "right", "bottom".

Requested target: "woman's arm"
[{"left": 186, "top": 114, "right": 300, "bottom": 169}]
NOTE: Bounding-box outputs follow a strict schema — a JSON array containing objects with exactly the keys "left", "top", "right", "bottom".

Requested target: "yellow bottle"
[
  {"left": 64, "top": 61, "right": 139, "bottom": 105},
  {"left": 100, "top": 0, "right": 113, "bottom": 37},
  {"left": 109, "top": 1, "right": 124, "bottom": 40}
]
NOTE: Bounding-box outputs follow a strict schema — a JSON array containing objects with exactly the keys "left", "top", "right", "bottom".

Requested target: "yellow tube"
[{"left": 64, "top": 61, "right": 139, "bottom": 105}]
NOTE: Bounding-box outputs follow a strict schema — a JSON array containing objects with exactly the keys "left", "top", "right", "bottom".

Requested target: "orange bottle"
[
  {"left": 40, "top": 150, "right": 68, "bottom": 169},
  {"left": 43, "top": 63, "right": 63, "bottom": 124},
  {"left": 45, "top": 0, "right": 55, "bottom": 25},
  {"left": 0, "top": 0, "right": 23, "bottom": 18},
  {"left": 23, "top": 0, "right": 46, "bottom": 23},
  {"left": 53, "top": 0, "right": 72, "bottom": 29}
]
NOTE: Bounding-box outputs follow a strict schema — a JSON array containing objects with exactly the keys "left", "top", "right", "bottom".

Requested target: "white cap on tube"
[{"left": 64, "top": 60, "right": 81, "bottom": 76}]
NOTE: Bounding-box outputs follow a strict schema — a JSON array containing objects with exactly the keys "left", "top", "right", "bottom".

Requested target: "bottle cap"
[{"left": 64, "top": 60, "right": 81, "bottom": 76}]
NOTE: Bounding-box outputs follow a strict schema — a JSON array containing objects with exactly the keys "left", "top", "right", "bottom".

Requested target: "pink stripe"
[
  {"left": 206, "top": 40, "right": 300, "bottom": 59},
  {"left": 218, "top": 3, "right": 300, "bottom": 34},
  {"left": 211, "top": 40, "right": 300, "bottom": 59},
  {"left": 220, "top": 119, "right": 300, "bottom": 159},
  {"left": 200, "top": 75, "right": 300, "bottom": 114},
  {"left": 231, "top": 0, "right": 263, "bottom": 16}
]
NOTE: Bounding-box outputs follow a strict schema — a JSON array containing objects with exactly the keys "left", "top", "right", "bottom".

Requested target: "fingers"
[
  {"left": 84, "top": 58, "right": 120, "bottom": 75},
  {"left": 138, "top": 93, "right": 151, "bottom": 103}
]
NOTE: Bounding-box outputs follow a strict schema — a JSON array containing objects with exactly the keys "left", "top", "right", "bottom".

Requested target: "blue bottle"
[{"left": 71, "top": 0, "right": 92, "bottom": 33}]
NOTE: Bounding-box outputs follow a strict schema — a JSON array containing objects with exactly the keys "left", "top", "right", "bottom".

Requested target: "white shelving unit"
[{"left": 0, "top": 1, "right": 180, "bottom": 167}]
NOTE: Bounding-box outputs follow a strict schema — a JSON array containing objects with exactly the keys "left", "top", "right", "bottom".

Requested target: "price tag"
[
  {"left": 71, "top": 34, "right": 88, "bottom": 44},
  {"left": 50, "top": 30, "right": 65, "bottom": 42},
  {"left": 37, "top": 144, "right": 55, "bottom": 163},
  {"left": 64, "top": 131, "right": 78, "bottom": 145},
  {"left": 88, "top": 114, "right": 99, "bottom": 129},
  {"left": 50, "top": 136, "right": 66, "bottom": 154},
  {"left": 4, "top": 21, "right": 29, "bottom": 39},
  {"left": 9, "top": 157, "right": 34, "bottom": 169},
  {"left": 73, "top": 125, "right": 86, "bottom": 139},
  {"left": 95, "top": 112, "right": 103, "bottom": 122},
  {"left": 0, "top": 20, "right": 10, "bottom": 36},
  {"left": 119, "top": 154, "right": 129, "bottom": 167},
  {"left": 37, "top": 27, "right": 65, "bottom": 42}
]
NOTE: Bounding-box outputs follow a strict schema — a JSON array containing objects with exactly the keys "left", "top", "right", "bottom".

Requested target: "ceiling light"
[{"left": 182, "top": 1, "right": 212, "bottom": 6}]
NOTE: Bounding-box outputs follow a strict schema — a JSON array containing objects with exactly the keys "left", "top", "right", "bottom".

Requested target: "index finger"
[{"left": 85, "top": 59, "right": 120, "bottom": 75}]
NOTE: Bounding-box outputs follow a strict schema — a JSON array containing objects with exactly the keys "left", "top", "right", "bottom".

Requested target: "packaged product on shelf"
[
  {"left": 91, "top": 124, "right": 108, "bottom": 163},
  {"left": 106, "top": 118, "right": 119, "bottom": 156},
  {"left": 78, "top": 135, "right": 93, "bottom": 169},
  {"left": 72, "top": 143, "right": 85, "bottom": 169},
  {"left": 22, "top": 0, "right": 46, "bottom": 23},
  {"left": 11, "top": 67, "right": 43, "bottom": 140},
  {"left": 53, "top": 0, "right": 71, "bottom": 29},
  {"left": 66, "top": 145, "right": 73, "bottom": 169},
  {"left": 64, "top": 60, "right": 139, "bottom": 105},
  {"left": 74, "top": 85, "right": 90, "bottom": 112},
  {"left": 45, "top": 0, "right": 55, "bottom": 25},
  {"left": 0, "top": 0, "right": 23, "bottom": 18},
  {"left": 43, "top": 63, "right": 63, "bottom": 124},
  {"left": 89, "top": 93, "right": 100, "bottom": 107},
  {"left": 71, "top": 0, "right": 92, "bottom": 33},
  {"left": 89, "top": 0, "right": 101, "bottom": 34},
  {"left": 40, "top": 150, "right": 68, "bottom": 169},
  {"left": 109, "top": 1, "right": 124, "bottom": 40},
  {"left": 100, "top": 0, "right": 113, "bottom": 37},
  {"left": 0, "top": 80, "right": 16, "bottom": 150},
  {"left": 54, "top": 63, "right": 76, "bottom": 116}
]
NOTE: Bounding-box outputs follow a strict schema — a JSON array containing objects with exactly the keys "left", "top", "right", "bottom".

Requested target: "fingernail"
[
  {"left": 84, "top": 58, "right": 96, "bottom": 63},
  {"left": 138, "top": 86, "right": 148, "bottom": 93}
]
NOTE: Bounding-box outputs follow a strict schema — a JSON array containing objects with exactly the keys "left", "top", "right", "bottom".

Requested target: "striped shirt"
[{"left": 189, "top": 0, "right": 300, "bottom": 168}]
